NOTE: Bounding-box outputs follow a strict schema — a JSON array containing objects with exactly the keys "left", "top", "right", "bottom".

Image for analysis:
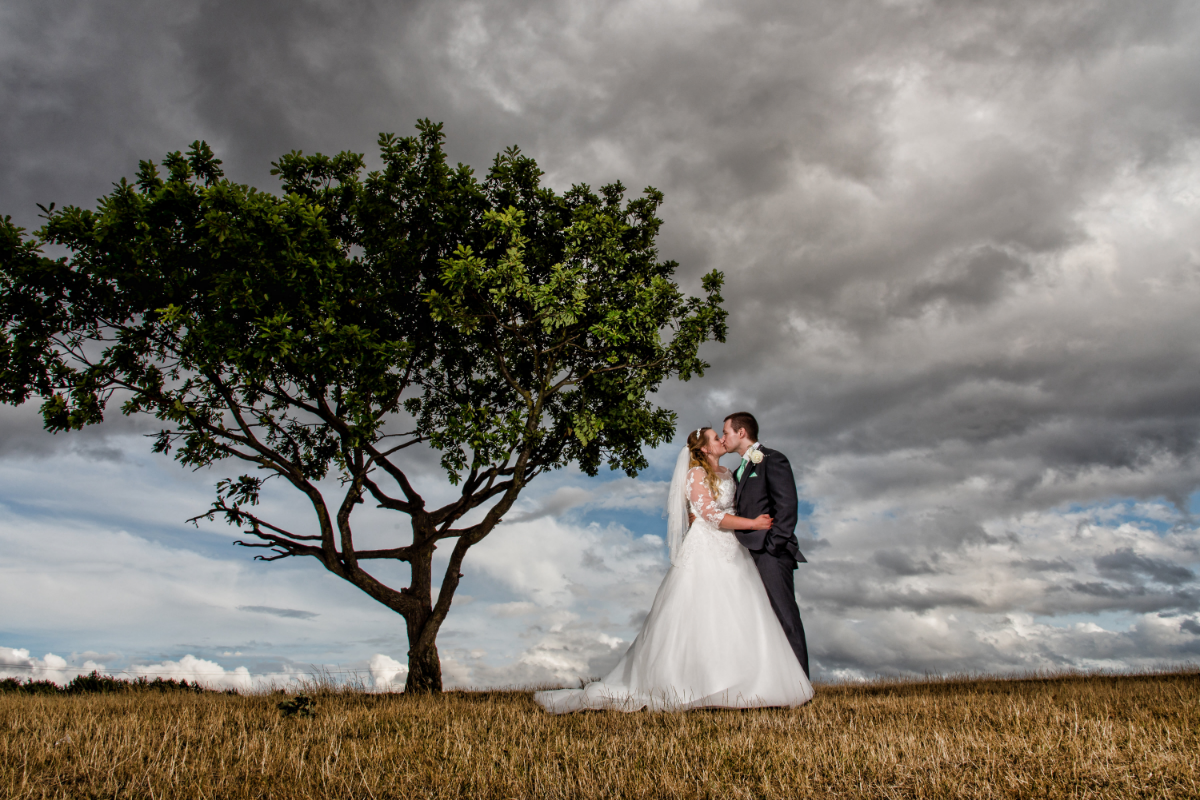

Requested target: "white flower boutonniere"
[{"left": 749, "top": 449, "right": 764, "bottom": 465}]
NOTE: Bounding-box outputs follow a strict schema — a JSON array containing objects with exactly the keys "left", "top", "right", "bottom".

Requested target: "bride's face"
[{"left": 702, "top": 428, "right": 726, "bottom": 457}]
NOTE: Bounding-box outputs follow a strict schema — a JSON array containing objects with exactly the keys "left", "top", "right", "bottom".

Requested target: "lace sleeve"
[{"left": 687, "top": 467, "right": 725, "bottom": 525}]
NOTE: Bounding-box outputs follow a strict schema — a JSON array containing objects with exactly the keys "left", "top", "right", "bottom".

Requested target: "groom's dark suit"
[{"left": 732, "top": 445, "right": 810, "bottom": 678}]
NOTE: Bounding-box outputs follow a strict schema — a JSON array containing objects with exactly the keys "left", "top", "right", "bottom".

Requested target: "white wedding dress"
[{"left": 534, "top": 465, "right": 814, "bottom": 713}]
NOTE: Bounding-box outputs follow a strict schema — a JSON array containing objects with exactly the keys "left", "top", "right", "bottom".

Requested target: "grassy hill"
[{"left": 2, "top": 669, "right": 1197, "bottom": 798}]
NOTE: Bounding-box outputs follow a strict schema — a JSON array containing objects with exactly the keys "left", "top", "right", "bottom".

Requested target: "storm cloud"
[{"left": 3, "top": 0, "right": 1200, "bottom": 682}]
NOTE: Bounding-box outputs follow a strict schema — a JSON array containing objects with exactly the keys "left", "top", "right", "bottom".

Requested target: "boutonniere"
[{"left": 749, "top": 448, "right": 764, "bottom": 465}]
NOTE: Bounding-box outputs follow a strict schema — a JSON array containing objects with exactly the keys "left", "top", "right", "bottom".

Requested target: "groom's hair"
[{"left": 724, "top": 411, "right": 758, "bottom": 441}]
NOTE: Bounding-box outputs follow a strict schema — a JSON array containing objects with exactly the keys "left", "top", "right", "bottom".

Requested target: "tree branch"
[{"left": 361, "top": 473, "right": 416, "bottom": 514}]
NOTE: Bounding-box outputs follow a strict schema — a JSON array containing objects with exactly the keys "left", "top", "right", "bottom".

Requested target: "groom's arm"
[{"left": 765, "top": 449, "right": 798, "bottom": 546}]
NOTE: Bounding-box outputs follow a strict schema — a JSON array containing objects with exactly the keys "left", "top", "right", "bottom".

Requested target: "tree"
[{"left": 0, "top": 121, "right": 727, "bottom": 693}]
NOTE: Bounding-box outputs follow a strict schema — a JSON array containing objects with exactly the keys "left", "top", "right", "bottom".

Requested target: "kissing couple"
[{"left": 535, "top": 412, "right": 813, "bottom": 713}]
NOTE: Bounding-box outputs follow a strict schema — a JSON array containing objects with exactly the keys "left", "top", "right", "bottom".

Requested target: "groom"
[{"left": 722, "top": 412, "right": 810, "bottom": 678}]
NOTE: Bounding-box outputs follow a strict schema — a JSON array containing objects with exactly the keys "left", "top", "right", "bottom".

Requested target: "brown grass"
[{"left": 2, "top": 669, "right": 1198, "bottom": 799}]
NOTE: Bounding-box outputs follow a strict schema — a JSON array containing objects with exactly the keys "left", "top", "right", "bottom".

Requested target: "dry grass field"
[{"left": 2, "top": 669, "right": 1198, "bottom": 799}]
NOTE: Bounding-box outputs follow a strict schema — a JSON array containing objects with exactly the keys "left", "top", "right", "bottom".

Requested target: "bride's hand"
[{"left": 751, "top": 514, "right": 773, "bottom": 530}]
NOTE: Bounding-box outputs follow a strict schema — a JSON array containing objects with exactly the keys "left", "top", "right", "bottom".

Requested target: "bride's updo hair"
[{"left": 686, "top": 427, "right": 721, "bottom": 496}]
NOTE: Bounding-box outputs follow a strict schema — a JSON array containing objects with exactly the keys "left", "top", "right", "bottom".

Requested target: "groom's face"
[{"left": 721, "top": 419, "right": 743, "bottom": 452}]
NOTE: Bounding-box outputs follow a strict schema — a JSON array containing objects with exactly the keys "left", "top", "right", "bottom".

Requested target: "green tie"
[{"left": 736, "top": 458, "right": 748, "bottom": 481}]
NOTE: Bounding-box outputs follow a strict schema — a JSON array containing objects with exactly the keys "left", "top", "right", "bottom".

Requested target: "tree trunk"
[
  {"left": 405, "top": 638, "right": 442, "bottom": 694},
  {"left": 400, "top": 543, "right": 442, "bottom": 694}
]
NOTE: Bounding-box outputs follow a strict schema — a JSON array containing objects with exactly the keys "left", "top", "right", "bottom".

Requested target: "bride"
[{"left": 534, "top": 427, "right": 814, "bottom": 712}]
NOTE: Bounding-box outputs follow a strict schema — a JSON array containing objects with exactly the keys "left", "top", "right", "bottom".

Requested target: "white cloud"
[
  {"left": 0, "top": 647, "right": 305, "bottom": 691},
  {"left": 0, "top": 646, "right": 107, "bottom": 684},
  {"left": 0, "top": 489, "right": 403, "bottom": 654},
  {"left": 490, "top": 601, "right": 539, "bottom": 618},
  {"left": 367, "top": 653, "right": 408, "bottom": 691},
  {"left": 469, "top": 516, "right": 667, "bottom": 608},
  {"left": 123, "top": 655, "right": 304, "bottom": 691}
]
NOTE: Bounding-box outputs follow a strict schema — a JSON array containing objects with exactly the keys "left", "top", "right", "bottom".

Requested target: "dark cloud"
[
  {"left": 1095, "top": 547, "right": 1197, "bottom": 586},
  {"left": 0, "top": 402, "right": 155, "bottom": 460},
  {"left": 505, "top": 487, "right": 594, "bottom": 523},
  {"left": 579, "top": 548, "right": 612, "bottom": 573},
  {"left": 237, "top": 605, "right": 318, "bottom": 620},
  {"left": 899, "top": 246, "right": 1034, "bottom": 317},
  {"left": 811, "top": 610, "right": 1200, "bottom": 678},
  {"left": 5, "top": 0, "right": 1200, "bottom": 679},
  {"left": 1065, "top": 581, "right": 1198, "bottom": 614},
  {"left": 872, "top": 549, "right": 938, "bottom": 577},
  {"left": 1015, "top": 558, "right": 1076, "bottom": 573}
]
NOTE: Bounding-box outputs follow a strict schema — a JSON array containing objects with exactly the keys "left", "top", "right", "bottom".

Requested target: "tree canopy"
[{"left": 0, "top": 121, "right": 727, "bottom": 693}]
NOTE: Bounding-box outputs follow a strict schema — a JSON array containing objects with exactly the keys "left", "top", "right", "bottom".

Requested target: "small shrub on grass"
[
  {"left": 278, "top": 694, "right": 316, "bottom": 718},
  {"left": 19, "top": 680, "right": 62, "bottom": 695},
  {"left": 1, "top": 672, "right": 218, "bottom": 696},
  {"left": 66, "top": 671, "right": 128, "bottom": 694},
  {"left": 131, "top": 676, "right": 207, "bottom": 694}
]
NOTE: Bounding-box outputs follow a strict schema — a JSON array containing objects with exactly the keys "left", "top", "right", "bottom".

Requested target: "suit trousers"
[{"left": 750, "top": 549, "right": 810, "bottom": 678}]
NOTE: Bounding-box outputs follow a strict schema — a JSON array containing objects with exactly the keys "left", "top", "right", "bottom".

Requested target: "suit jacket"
[{"left": 732, "top": 445, "right": 805, "bottom": 563}]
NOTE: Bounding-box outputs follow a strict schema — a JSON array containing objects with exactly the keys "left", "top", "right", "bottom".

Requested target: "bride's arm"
[
  {"left": 687, "top": 468, "right": 773, "bottom": 531},
  {"left": 719, "top": 513, "right": 774, "bottom": 531}
]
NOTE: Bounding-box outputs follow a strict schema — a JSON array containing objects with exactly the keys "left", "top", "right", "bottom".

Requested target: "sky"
[{"left": 3, "top": 0, "right": 1200, "bottom": 689}]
